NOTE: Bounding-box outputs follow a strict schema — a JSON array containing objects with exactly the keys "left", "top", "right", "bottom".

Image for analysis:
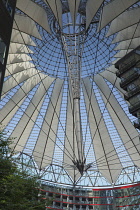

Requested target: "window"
[
  {"left": 0, "top": 37, "right": 6, "bottom": 64},
  {"left": 2, "top": 0, "right": 13, "bottom": 16},
  {"left": 127, "top": 83, "right": 136, "bottom": 91}
]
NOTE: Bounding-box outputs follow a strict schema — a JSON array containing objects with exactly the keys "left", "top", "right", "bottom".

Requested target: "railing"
[
  {"left": 124, "top": 86, "right": 140, "bottom": 100},
  {"left": 120, "top": 72, "right": 139, "bottom": 88},
  {"left": 129, "top": 101, "right": 140, "bottom": 114},
  {"left": 116, "top": 59, "right": 137, "bottom": 77},
  {"left": 133, "top": 119, "right": 140, "bottom": 129}
]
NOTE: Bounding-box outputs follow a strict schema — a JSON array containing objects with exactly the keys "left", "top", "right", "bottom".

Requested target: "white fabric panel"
[
  {"left": 82, "top": 77, "right": 122, "bottom": 183},
  {"left": 1, "top": 99, "right": 25, "bottom": 130},
  {"left": 16, "top": 0, "right": 50, "bottom": 33},
  {"left": 10, "top": 76, "right": 55, "bottom": 152},
  {"left": 63, "top": 89, "right": 81, "bottom": 181},
  {"left": 106, "top": 7, "right": 140, "bottom": 37},
  {"left": 86, "top": 0, "right": 104, "bottom": 30},
  {"left": 98, "top": 0, "right": 138, "bottom": 31},
  {"left": 40, "top": 89, "right": 63, "bottom": 169},
  {"left": 5, "top": 62, "right": 35, "bottom": 77},
  {"left": 13, "top": 14, "right": 42, "bottom": 40},
  {"left": 33, "top": 79, "right": 63, "bottom": 169},
  {"left": 63, "top": 91, "right": 74, "bottom": 168},
  {"left": 2, "top": 69, "right": 41, "bottom": 95},
  {"left": 114, "top": 38, "right": 140, "bottom": 51},
  {"left": 11, "top": 98, "right": 44, "bottom": 152},
  {"left": 112, "top": 24, "right": 140, "bottom": 44},
  {"left": 94, "top": 74, "right": 140, "bottom": 168},
  {"left": 45, "top": 0, "right": 62, "bottom": 28},
  {"left": 7, "top": 54, "right": 32, "bottom": 65},
  {"left": 0, "top": 73, "right": 47, "bottom": 123},
  {"left": 9, "top": 43, "right": 34, "bottom": 54},
  {"left": 99, "top": 70, "right": 125, "bottom": 95},
  {"left": 11, "top": 29, "right": 36, "bottom": 46},
  {"left": 68, "top": 0, "right": 80, "bottom": 25},
  {"left": 114, "top": 50, "right": 132, "bottom": 58}
]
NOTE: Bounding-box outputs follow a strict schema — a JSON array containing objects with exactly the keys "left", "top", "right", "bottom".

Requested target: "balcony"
[
  {"left": 120, "top": 72, "right": 139, "bottom": 89},
  {"left": 129, "top": 101, "right": 140, "bottom": 115},
  {"left": 133, "top": 119, "right": 140, "bottom": 130},
  {"left": 124, "top": 86, "right": 140, "bottom": 100},
  {"left": 116, "top": 59, "right": 137, "bottom": 77}
]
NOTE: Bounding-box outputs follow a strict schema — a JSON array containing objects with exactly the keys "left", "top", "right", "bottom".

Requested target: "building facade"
[
  {"left": 115, "top": 47, "right": 140, "bottom": 129},
  {"left": 40, "top": 183, "right": 140, "bottom": 209},
  {"left": 0, "top": 0, "right": 16, "bottom": 97}
]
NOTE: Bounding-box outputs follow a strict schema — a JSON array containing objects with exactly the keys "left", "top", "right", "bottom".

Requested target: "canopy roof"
[{"left": 1, "top": 0, "right": 140, "bottom": 186}]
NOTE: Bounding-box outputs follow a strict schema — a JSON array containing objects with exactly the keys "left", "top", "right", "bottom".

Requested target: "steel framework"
[{"left": 0, "top": 0, "right": 140, "bottom": 189}]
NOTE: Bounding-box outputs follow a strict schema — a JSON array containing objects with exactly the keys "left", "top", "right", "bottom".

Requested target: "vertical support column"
[
  {"left": 74, "top": 98, "right": 84, "bottom": 162},
  {"left": 62, "top": 33, "right": 85, "bottom": 166}
]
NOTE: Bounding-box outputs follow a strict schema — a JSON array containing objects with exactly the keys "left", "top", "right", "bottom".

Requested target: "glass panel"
[
  {"left": 0, "top": 37, "right": 6, "bottom": 64},
  {"left": 2, "top": 0, "right": 13, "bottom": 16}
]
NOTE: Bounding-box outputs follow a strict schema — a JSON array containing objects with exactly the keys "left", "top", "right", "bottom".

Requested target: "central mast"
[{"left": 60, "top": 13, "right": 87, "bottom": 174}]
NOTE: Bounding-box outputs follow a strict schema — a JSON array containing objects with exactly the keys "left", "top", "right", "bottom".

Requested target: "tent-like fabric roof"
[{"left": 1, "top": 0, "right": 140, "bottom": 186}]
